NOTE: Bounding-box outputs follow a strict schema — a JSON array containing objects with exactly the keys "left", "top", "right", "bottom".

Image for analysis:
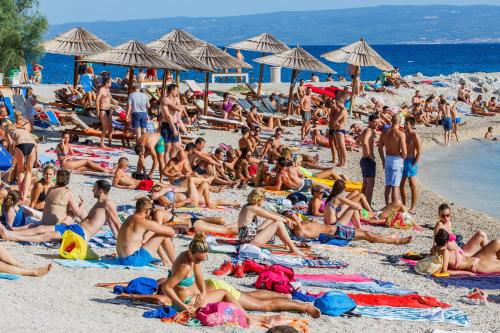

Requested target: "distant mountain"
[{"left": 46, "top": 5, "right": 500, "bottom": 45}]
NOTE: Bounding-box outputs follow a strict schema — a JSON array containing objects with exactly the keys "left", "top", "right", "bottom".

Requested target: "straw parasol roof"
[
  {"left": 156, "top": 40, "right": 213, "bottom": 72},
  {"left": 81, "top": 40, "right": 184, "bottom": 70},
  {"left": 43, "top": 27, "right": 111, "bottom": 56},
  {"left": 226, "top": 33, "right": 290, "bottom": 54},
  {"left": 148, "top": 29, "right": 205, "bottom": 51},
  {"left": 321, "top": 38, "right": 393, "bottom": 71},
  {"left": 189, "top": 43, "right": 252, "bottom": 71},
  {"left": 254, "top": 46, "right": 334, "bottom": 73}
]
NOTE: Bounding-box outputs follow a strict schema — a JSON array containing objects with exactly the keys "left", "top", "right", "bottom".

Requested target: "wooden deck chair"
[
  {"left": 185, "top": 80, "right": 223, "bottom": 102},
  {"left": 193, "top": 100, "right": 244, "bottom": 128},
  {"left": 237, "top": 98, "right": 253, "bottom": 112},
  {"left": 251, "top": 100, "right": 285, "bottom": 120}
]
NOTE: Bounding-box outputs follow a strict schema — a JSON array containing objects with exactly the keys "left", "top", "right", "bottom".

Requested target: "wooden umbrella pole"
[
  {"left": 73, "top": 56, "right": 79, "bottom": 88},
  {"left": 160, "top": 69, "right": 168, "bottom": 97},
  {"left": 256, "top": 53, "right": 265, "bottom": 98},
  {"left": 286, "top": 69, "right": 299, "bottom": 116},
  {"left": 204, "top": 72, "right": 210, "bottom": 115},
  {"left": 127, "top": 67, "right": 134, "bottom": 95},
  {"left": 176, "top": 70, "right": 180, "bottom": 87}
]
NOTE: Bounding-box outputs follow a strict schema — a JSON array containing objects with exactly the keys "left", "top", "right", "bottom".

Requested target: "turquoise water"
[{"left": 420, "top": 139, "right": 500, "bottom": 218}]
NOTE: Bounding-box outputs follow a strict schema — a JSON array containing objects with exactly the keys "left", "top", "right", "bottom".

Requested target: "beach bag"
[
  {"left": 314, "top": 291, "right": 356, "bottom": 317},
  {"left": 414, "top": 255, "right": 443, "bottom": 275},
  {"left": 59, "top": 230, "right": 98, "bottom": 260},
  {"left": 196, "top": 302, "right": 248, "bottom": 328}
]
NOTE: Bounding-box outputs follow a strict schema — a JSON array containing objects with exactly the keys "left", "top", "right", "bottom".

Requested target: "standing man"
[
  {"left": 400, "top": 117, "right": 421, "bottom": 214},
  {"left": 378, "top": 115, "right": 407, "bottom": 204},
  {"left": 358, "top": 114, "right": 380, "bottom": 205},
  {"left": 300, "top": 87, "right": 312, "bottom": 140},
  {"left": 126, "top": 84, "right": 150, "bottom": 141},
  {"left": 439, "top": 98, "right": 453, "bottom": 146},
  {"left": 160, "top": 84, "right": 183, "bottom": 161},
  {"left": 96, "top": 78, "right": 115, "bottom": 147},
  {"left": 329, "top": 95, "right": 348, "bottom": 167}
]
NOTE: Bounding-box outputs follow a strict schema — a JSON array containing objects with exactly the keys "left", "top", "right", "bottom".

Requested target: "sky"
[{"left": 39, "top": 0, "right": 500, "bottom": 24}]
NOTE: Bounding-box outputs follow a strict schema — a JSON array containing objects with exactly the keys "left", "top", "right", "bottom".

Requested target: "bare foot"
[
  {"left": 34, "top": 263, "right": 52, "bottom": 277},
  {"left": 305, "top": 304, "right": 321, "bottom": 318},
  {"left": 398, "top": 236, "right": 412, "bottom": 245}
]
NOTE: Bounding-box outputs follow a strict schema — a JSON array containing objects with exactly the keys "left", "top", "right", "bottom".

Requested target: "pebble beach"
[{"left": 0, "top": 72, "right": 499, "bottom": 333}]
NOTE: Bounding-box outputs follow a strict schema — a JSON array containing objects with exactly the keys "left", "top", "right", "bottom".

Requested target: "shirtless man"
[
  {"left": 412, "top": 91, "right": 422, "bottom": 109},
  {"left": 259, "top": 127, "right": 284, "bottom": 162},
  {"left": 300, "top": 88, "right": 313, "bottom": 140},
  {"left": 113, "top": 157, "right": 163, "bottom": 191},
  {"left": 135, "top": 132, "right": 165, "bottom": 181},
  {"left": 266, "top": 158, "right": 312, "bottom": 193},
  {"left": 246, "top": 106, "right": 271, "bottom": 131},
  {"left": 400, "top": 117, "right": 421, "bottom": 214},
  {"left": 369, "top": 97, "right": 384, "bottom": 113},
  {"left": 42, "top": 169, "right": 86, "bottom": 226},
  {"left": 328, "top": 95, "right": 348, "bottom": 167},
  {"left": 160, "top": 84, "right": 184, "bottom": 160},
  {"left": 116, "top": 197, "right": 175, "bottom": 266},
  {"left": 239, "top": 127, "right": 257, "bottom": 154},
  {"left": 296, "top": 80, "right": 306, "bottom": 101},
  {"left": 457, "top": 83, "right": 471, "bottom": 104},
  {"left": 471, "top": 95, "right": 495, "bottom": 116},
  {"left": 96, "top": 78, "right": 116, "bottom": 147},
  {"left": 439, "top": 99, "right": 455, "bottom": 146},
  {"left": 0, "top": 180, "right": 122, "bottom": 243},
  {"left": 378, "top": 114, "right": 407, "bottom": 204},
  {"left": 358, "top": 114, "right": 380, "bottom": 205},
  {"left": 327, "top": 101, "right": 338, "bottom": 164},
  {"left": 190, "top": 137, "right": 221, "bottom": 176}
]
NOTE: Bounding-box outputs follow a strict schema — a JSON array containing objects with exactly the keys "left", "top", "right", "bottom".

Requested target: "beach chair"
[
  {"left": 34, "top": 108, "right": 62, "bottom": 132},
  {"left": 192, "top": 99, "right": 244, "bottom": 128},
  {"left": 55, "top": 89, "right": 95, "bottom": 112},
  {"left": 236, "top": 98, "right": 253, "bottom": 113},
  {"left": 185, "top": 80, "right": 223, "bottom": 102},
  {"left": 251, "top": 100, "right": 285, "bottom": 120},
  {"left": 3, "top": 97, "right": 16, "bottom": 121}
]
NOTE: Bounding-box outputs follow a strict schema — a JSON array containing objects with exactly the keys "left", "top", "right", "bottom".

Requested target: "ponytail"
[{"left": 189, "top": 232, "right": 208, "bottom": 254}]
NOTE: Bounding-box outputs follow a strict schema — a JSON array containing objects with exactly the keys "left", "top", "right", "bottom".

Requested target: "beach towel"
[
  {"left": 143, "top": 306, "right": 177, "bottom": 319},
  {"left": 352, "top": 306, "right": 470, "bottom": 327},
  {"left": 0, "top": 273, "right": 21, "bottom": 280},
  {"left": 294, "top": 273, "right": 371, "bottom": 283},
  {"left": 433, "top": 274, "right": 500, "bottom": 290},
  {"left": 348, "top": 294, "right": 450, "bottom": 308},
  {"left": 52, "top": 259, "right": 159, "bottom": 271}
]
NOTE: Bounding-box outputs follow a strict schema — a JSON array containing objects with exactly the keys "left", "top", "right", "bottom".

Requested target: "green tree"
[{"left": 0, "top": 0, "right": 48, "bottom": 73}]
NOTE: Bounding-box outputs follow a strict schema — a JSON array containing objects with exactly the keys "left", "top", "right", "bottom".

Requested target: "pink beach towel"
[{"left": 294, "top": 273, "right": 372, "bottom": 283}]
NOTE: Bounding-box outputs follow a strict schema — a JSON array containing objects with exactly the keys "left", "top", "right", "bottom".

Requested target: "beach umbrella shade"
[
  {"left": 147, "top": 29, "right": 205, "bottom": 51},
  {"left": 81, "top": 40, "right": 184, "bottom": 94},
  {"left": 254, "top": 46, "right": 334, "bottom": 115},
  {"left": 42, "top": 27, "right": 112, "bottom": 87},
  {"left": 189, "top": 43, "right": 252, "bottom": 115},
  {"left": 154, "top": 40, "right": 213, "bottom": 88},
  {"left": 321, "top": 38, "right": 393, "bottom": 114},
  {"left": 227, "top": 33, "right": 290, "bottom": 97}
]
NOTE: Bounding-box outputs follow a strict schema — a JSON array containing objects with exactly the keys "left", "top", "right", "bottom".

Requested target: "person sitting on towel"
[
  {"left": 113, "top": 157, "right": 166, "bottom": 191},
  {"left": 0, "top": 180, "right": 121, "bottom": 242}
]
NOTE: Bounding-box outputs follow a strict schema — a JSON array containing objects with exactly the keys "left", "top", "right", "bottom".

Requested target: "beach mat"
[
  {"left": 53, "top": 259, "right": 159, "bottom": 271},
  {"left": 0, "top": 273, "right": 21, "bottom": 280},
  {"left": 433, "top": 274, "right": 500, "bottom": 290}
]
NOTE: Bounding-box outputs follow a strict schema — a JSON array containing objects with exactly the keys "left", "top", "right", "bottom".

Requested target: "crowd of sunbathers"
[{"left": 0, "top": 68, "right": 499, "bottom": 331}]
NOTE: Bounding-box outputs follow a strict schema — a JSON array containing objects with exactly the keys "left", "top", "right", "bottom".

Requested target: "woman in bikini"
[
  {"left": 7, "top": 128, "right": 38, "bottom": 201},
  {"left": 433, "top": 203, "right": 489, "bottom": 256},
  {"left": 0, "top": 244, "right": 51, "bottom": 277},
  {"left": 159, "top": 233, "right": 277, "bottom": 325},
  {"left": 14, "top": 112, "right": 32, "bottom": 132},
  {"left": 323, "top": 180, "right": 371, "bottom": 227},
  {"left": 56, "top": 131, "right": 110, "bottom": 173},
  {"left": 433, "top": 229, "right": 500, "bottom": 275},
  {"left": 1, "top": 190, "right": 28, "bottom": 229},
  {"left": 238, "top": 189, "right": 303, "bottom": 256},
  {"left": 30, "top": 165, "right": 56, "bottom": 211}
]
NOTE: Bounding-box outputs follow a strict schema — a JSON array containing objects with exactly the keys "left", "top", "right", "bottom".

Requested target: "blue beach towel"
[
  {"left": 113, "top": 277, "right": 158, "bottom": 295},
  {"left": 52, "top": 259, "right": 159, "bottom": 271},
  {"left": 0, "top": 273, "right": 21, "bottom": 280},
  {"left": 143, "top": 306, "right": 177, "bottom": 319},
  {"left": 433, "top": 274, "right": 500, "bottom": 290},
  {"left": 318, "top": 233, "right": 350, "bottom": 247}
]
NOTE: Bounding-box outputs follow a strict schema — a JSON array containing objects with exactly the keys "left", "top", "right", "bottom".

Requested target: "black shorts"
[
  {"left": 360, "top": 157, "right": 376, "bottom": 178},
  {"left": 16, "top": 143, "right": 35, "bottom": 157}
]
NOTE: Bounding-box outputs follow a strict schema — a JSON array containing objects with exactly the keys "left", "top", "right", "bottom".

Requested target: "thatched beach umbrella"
[
  {"left": 81, "top": 40, "right": 184, "bottom": 95},
  {"left": 227, "top": 33, "right": 289, "bottom": 98},
  {"left": 189, "top": 43, "right": 252, "bottom": 115},
  {"left": 43, "top": 27, "right": 111, "bottom": 87},
  {"left": 153, "top": 40, "right": 213, "bottom": 87},
  {"left": 254, "top": 46, "right": 334, "bottom": 115},
  {"left": 321, "top": 38, "right": 393, "bottom": 114},
  {"left": 147, "top": 29, "right": 205, "bottom": 51}
]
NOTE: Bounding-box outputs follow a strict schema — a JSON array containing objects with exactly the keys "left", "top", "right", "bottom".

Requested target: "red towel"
[
  {"left": 137, "top": 179, "right": 153, "bottom": 191},
  {"left": 347, "top": 294, "right": 450, "bottom": 308}
]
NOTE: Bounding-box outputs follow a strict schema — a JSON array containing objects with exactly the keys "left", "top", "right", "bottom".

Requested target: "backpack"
[
  {"left": 196, "top": 302, "right": 248, "bottom": 328},
  {"left": 314, "top": 291, "right": 356, "bottom": 317}
]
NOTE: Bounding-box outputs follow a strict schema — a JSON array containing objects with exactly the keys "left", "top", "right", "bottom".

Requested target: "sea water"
[
  {"left": 419, "top": 139, "right": 500, "bottom": 218},
  {"left": 33, "top": 44, "right": 500, "bottom": 84}
]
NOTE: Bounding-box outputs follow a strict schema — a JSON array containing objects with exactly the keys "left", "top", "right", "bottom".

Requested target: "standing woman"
[
  {"left": 23, "top": 87, "right": 37, "bottom": 126},
  {"left": 7, "top": 128, "right": 38, "bottom": 201},
  {"left": 30, "top": 165, "right": 56, "bottom": 211},
  {"left": 56, "top": 131, "right": 109, "bottom": 173}
]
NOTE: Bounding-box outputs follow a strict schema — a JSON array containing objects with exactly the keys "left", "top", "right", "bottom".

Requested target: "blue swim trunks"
[
  {"left": 334, "top": 224, "right": 356, "bottom": 242},
  {"left": 403, "top": 158, "right": 419, "bottom": 178},
  {"left": 119, "top": 247, "right": 155, "bottom": 267},
  {"left": 442, "top": 117, "right": 453, "bottom": 131},
  {"left": 54, "top": 224, "right": 86, "bottom": 240}
]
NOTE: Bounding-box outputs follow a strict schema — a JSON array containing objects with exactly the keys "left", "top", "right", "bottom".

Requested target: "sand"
[{"left": 0, "top": 73, "right": 499, "bottom": 333}]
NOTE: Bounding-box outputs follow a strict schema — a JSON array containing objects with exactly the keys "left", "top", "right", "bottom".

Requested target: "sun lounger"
[
  {"left": 34, "top": 108, "right": 62, "bottom": 131},
  {"left": 245, "top": 82, "right": 269, "bottom": 99},
  {"left": 3, "top": 96, "right": 16, "bottom": 120},
  {"left": 185, "top": 80, "right": 223, "bottom": 102},
  {"left": 192, "top": 100, "right": 244, "bottom": 127},
  {"left": 236, "top": 98, "right": 253, "bottom": 112},
  {"left": 55, "top": 89, "right": 95, "bottom": 112},
  {"left": 251, "top": 100, "right": 285, "bottom": 120}
]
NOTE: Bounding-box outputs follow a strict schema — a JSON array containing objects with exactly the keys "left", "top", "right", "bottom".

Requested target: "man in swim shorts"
[
  {"left": 439, "top": 98, "right": 455, "bottom": 146},
  {"left": 0, "top": 180, "right": 122, "bottom": 242},
  {"left": 378, "top": 114, "right": 407, "bottom": 204},
  {"left": 116, "top": 197, "right": 175, "bottom": 266},
  {"left": 135, "top": 132, "right": 165, "bottom": 181},
  {"left": 401, "top": 117, "right": 422, "bottom": 214},
  {"left": 267, "top": 158, "right": 312, "bottom": 193},
  {"left": 358, "top": 114, "right": 380, "bottom": 204}
]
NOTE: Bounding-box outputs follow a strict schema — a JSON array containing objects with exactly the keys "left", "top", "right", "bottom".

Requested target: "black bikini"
[{"left": 16, "top": 143, "right": 35, "bottom": 157}]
